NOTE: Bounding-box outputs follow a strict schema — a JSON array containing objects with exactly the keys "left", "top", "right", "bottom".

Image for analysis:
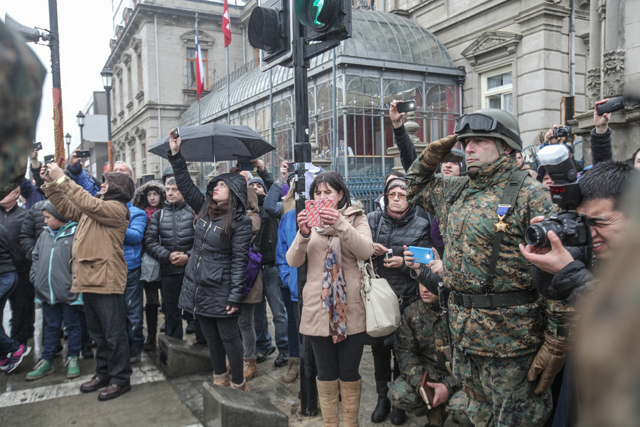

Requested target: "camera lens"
[{"left": 525, "top": 224, "right": 546, "bottom": 247}]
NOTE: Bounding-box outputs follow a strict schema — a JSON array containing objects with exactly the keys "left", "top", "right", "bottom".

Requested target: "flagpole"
[
  {"left": 226, "top": 47, "right": 230, "bottom": 125},
  {"left": 196, "top": 10, "right": 205, "bottom": 186}
]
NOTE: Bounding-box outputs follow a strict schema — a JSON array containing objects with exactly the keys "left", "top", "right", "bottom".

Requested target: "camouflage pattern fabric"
[
  {"left": 0, "top": 21, "right": 46, "bottom": 186},
  {"left": 405, "top": 152, "right": 573, "bottom": 358},
  {"left": 450, "top": 347, "right": 552, "bottom": 427},
  {"left": 389, "top": 299, "right": 460, "bottom": 426}
]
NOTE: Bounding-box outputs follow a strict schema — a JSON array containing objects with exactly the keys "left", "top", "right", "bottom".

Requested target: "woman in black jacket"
[{"left": 167, "top": 131, "right": 253, "bottom": 391}]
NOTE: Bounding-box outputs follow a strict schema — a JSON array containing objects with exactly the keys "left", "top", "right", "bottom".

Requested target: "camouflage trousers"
[
  {"left": 389, "top": 375, "right": 470, "bottom": 427},
  {"left": 449, "top": 347, "right": 552, "bottom": 427}
]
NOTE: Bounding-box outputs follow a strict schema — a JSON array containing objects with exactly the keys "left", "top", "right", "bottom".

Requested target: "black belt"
[{"left": 450, "top": 289, "right": 538, "bottom": 309}]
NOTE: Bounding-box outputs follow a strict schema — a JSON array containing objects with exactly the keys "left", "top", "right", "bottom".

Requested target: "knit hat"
[
  {"left": 247, "top": 177, "right": 266, "bottom": 192},
  {"left": 386, "top": 178, "right": 407, "bottom": 194},
  {"left": 42, "top": 200, "right": 68, "bottom": 223}
]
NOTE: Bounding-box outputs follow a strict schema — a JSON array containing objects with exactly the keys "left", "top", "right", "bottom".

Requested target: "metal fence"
[{"left": 345, "top": 170, "right": 385, "bottom": 214}]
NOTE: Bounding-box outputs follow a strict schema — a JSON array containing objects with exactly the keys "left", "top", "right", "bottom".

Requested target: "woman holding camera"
[
  {"left": 287, "top": 171, "right": 375, "bottom": 426},
  {"left": 167, "top": 130, "right": 253, "bottom": 391}
]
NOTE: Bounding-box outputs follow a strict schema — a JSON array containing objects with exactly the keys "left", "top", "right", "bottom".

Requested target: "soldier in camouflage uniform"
[
  {"left": 0, "top": 21, "right": 46, "bottom": 186},
  {"left": 389, "top": 262, "right": 465, "bottom": 427},
  {"left": 399, "top": 108, "right": 573, "bottom": 426}
]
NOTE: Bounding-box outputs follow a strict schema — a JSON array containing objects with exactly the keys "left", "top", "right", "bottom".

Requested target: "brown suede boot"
[
  {"left": 317, "top": 378, "right": 340, "bottom": 427},
  {"left": 230, "top": 379, "right": 250, "bottom": 391},
  {"left": 213, "top": 372, "right": 230, "bottom": 387},
  {"left": 339, "top": 379, "right": 362, "bottom": 427},
  {"left": 244, "top": 358, "right": 258, "bottom": 381}
]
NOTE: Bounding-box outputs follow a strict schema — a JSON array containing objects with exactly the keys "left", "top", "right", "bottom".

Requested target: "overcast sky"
[{"left": 2, "top": 0, "right": 113, "bottom": 159}]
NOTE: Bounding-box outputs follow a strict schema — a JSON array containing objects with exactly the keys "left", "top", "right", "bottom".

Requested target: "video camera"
[{"left": 524, "top": 145, "right": 590, "bottom": 248}]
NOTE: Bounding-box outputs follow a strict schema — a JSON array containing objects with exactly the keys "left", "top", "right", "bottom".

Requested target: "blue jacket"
[
  {"left": 67, "top": 166, "right": 147, "bottom": 270},
  {"left": 275, "top": 209, "right": 298, "bottom": 302},
  {"left": 124, "top": 202, "right": 146, "bottom": 270}
]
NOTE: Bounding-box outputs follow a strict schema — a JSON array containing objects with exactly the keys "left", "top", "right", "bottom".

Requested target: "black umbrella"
[{"left": 148, "top": 123, "right": 275, "bottom": 162}]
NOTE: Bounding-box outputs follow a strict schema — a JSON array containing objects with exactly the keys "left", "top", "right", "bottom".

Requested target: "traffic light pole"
[{"left": 292, "top": 19, "right": 318, "bottom": 417}]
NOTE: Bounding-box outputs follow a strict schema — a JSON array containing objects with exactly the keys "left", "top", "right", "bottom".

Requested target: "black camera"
[
  {"left": 171, "top": 128, "right": 180, "bottom": 140},
  {"left": 553, "top": 126, "right": 572, "bottom": 139},
  {"left": 524, "top": 145, "right": 590, "bottom": 248},
  {"left": 44, "top": 154, "right": 54, "bottom": 165},
  {"left": 76, "top": 150, "right": 91, "bottom": 158}
]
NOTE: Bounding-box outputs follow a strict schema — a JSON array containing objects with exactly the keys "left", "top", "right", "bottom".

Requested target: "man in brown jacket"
[{"left": 41, "top": 163, "right": 134, "bottom": 401}]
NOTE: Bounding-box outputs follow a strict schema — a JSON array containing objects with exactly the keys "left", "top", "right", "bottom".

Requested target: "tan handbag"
[{"left": 358, "top": 257, "right": 401, "bottom": 337}]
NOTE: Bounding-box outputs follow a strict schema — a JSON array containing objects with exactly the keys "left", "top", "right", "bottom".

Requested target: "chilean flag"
[
  {"left": 223, "top": 0, "right": 231, "bottom": 48},
  {"left": 195, "top": 30, "right": 205, "bottom": 98}
]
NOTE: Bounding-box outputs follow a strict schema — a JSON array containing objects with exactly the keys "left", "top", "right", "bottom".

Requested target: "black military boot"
[
  {"left": 371, "top": 381, "right": 391, "bottom": 423},
  {"left": 390, "top": 406, "right": 406, "bottom": 425}
]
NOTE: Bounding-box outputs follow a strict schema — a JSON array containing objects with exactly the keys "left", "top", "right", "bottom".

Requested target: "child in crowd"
[{"left": 26, "top": 201, "right": 82, "bottom": 380}]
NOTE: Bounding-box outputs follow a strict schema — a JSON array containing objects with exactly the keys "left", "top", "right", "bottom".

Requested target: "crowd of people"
[{"left": 0, "top": 95, "right": 639, "bottom": 426}]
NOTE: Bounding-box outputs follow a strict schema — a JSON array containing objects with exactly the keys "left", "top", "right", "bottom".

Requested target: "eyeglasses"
[{"left": 388, "top": 192, "right": 407, "bottom": 200}]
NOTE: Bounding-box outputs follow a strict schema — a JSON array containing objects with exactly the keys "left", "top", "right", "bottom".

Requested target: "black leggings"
[
  {"left": 197, "top": 314, "right": 244, "bottom": 385},
  {"left": 309, "top": 332, "right": 365, "bottom": 382}
]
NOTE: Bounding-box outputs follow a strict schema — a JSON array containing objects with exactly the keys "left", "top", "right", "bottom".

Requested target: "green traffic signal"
[{"left": 295, "top": 0, "right": 339, "bottom": 30}]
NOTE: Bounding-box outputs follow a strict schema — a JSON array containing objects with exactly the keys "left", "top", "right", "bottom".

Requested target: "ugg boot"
[
  {"left": 213, "top": 372, "right": 230, "bottom": 387},
  {"left": 144, "top": 304, "right": 158, "bottom": 351},
  {"left": 283, "top": 357, "right": 299, "bottom": 383},
  {"left": 230, "top": 379, "right": 250, "bottom": 391},
  {"left": 317, "top": 378, "right": 340, "bottom": 427},
  {"left": 340, "top": 379, "right": 362, "bottom": 427},
  {"left": 244, "top": 358, "right": 258, "bottom": 380}
]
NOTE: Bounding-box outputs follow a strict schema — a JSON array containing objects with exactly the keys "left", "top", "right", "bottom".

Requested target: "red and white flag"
[
  {"left": 222, "top": 0, "right": 231, "bottom": 48},
  {"left": 195, "top": 30, "right": 205, "bottom": 98}
]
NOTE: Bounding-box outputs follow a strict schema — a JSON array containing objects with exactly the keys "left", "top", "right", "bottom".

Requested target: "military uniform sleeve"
[{"left": 394, "top": 306, "right": 425, "bottom": 390}]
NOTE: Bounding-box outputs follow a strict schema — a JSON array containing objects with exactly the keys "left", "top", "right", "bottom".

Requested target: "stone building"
[{"left": 105, "top": 0, "right": 249, "bottom": 183}]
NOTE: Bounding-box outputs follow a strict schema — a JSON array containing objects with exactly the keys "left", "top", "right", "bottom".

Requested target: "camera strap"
[{"left": 484, "top": 170, "right": 529, "bottom": 293}]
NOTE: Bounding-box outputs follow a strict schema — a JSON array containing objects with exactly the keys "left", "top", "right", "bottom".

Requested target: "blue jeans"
[
  {"left": 254, "top": 266, "right": 289, "bottom": 354},
  {"left": 123, "top": 268, "right": 144, "bottom": 352},
  {"left": 0, "top": 272, "right": 19, "bottom": 357},
  {"left": 280, "top": 286, "right": 299, "bottom": 358},
  {"left": 42, "top": 302, "right": 81, "bottom": 360}
]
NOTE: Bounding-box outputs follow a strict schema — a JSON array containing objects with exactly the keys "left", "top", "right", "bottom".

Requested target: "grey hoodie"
[{"left": 30, "top": 222, "right": 82, "bottom": 305}]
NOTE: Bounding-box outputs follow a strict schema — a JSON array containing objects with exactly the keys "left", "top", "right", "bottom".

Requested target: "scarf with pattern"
[
  {"left": 144, "top": 206, "right": 158, "bottom": 220},
  {"left": 316, "top": 213, "right": 355, "bottom": 344}
]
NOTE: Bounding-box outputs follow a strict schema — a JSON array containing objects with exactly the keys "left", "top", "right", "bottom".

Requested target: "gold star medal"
[{"left": 495, "top": 204, "right": 510, "bottom": 232}]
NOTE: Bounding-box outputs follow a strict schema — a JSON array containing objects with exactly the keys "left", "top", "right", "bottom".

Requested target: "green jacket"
[
  {"left": 406, "top": 152, "right": 573, "bottom": 358},
  {"left": 394, "top": 299, "right": 458, "bottom": 394}
]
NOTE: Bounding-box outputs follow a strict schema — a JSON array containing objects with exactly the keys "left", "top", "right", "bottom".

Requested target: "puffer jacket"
[
  {"left": 367, "top": 203, "right": 432, "bottom": 300},
  {"left": 123, "top": 202, "right": 146, "bottom": 270},
  {"left": 19, "top": 199, "right": 47, "bottom": 262},
  {"left": 42, "top": 173, "right": 133, "bottom": 295},
  {"left": 0, "top": 203, "right": 30, "bottom": 273},
  {"left": 0, "top": 225, "right": 16, "bottom": 275},
  {"left": 30, "top": 222, "right": 81, "bottom": 305},
  {"left": 144, "top": 199, "right": 195, "bottom": 276},
  {"left": 168, "top": 150, "right": 253, "bottom": 318}
]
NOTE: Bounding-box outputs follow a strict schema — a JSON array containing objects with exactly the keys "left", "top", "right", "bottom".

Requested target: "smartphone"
[
  {"left": 397, "top": 100, "right": 417, "bottom": 114},
  {"left": 33, "top": 142, "right": 43, "bottom": 151},
  {"left": 286, "top": 162, "right": 295, "bottom": 172},
  {"left": 236, "top": 159, "right": 255, "bottom": 171},
  {"left": 76, "top": 150, "right": 91, "bottom": 158},
  {"left": 408, "top": 246, "right": 435, "bottom": 264},
  {"left": 44, "top": 154, "right": 54, "bottom": 165},
  {"left": 385, "top": 248, "right": 393, "bottom": 260},
  {"left": 596, "top": 96, "right": 625, "bottom": 116},
  {"left": 171, "top": 127, "right": 180, "bottom": 140},
  {"left": 305, "top": 199, "right": 335, "bottom": 227}
]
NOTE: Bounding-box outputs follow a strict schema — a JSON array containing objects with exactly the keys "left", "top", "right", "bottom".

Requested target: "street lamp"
[
  {"left": 65, "top": 133, "right": 71, "bottom": 161},
  {"left": 76, "top": 110, "right": 85, "bottom": 150},
  {"left": 101, "top": 66, "right": 114, "bottom": 171}
]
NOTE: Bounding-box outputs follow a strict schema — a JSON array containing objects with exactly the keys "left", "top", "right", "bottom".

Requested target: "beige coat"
[
  {"left": 286, "top": 206, "right": 375, "bottom": 337},
  {"left": 244, "top": 187, "right": 262, "bottom": 304},
  {"left": 42, "top": 177, "right": 129, "bottom": 295}
]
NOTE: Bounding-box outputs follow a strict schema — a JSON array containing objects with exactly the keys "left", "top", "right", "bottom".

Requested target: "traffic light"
[
  {"left": 295, "top": 0, "right": 350, "bottom": 42},
  {"left": 248, "top": 0, "right": 293, "bottom": 69}
]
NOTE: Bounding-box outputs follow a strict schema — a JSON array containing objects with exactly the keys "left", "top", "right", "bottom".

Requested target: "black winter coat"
[
  {"left": 168, "top": 151, "right": 253, "bottom": 318},
  {"left": 0, "top": 204, "right": 30, "bottom": 273},
  {"left": 0, "top": 225, "right": 17, "bottom": 275},
  {"left": 367, "top": 204, "right": 432, "bottom": 300},
  {"left": 144, "top": 200, "right": 195, "bottom": 276},
  {"left": 19, "top": 199, "right": 47, "bottom": 262}
]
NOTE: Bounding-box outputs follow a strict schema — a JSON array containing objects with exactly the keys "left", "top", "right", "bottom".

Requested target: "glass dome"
[{"left": 179, "top": 9, "right": 454, "bottom": 126}]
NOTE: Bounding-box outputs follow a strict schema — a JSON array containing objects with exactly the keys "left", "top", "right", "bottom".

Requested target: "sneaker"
[
  {"left": 5, "top": 345, "right": 31, "bottom": 374},
  {"left": 26, "top": 359, "right": 55, "bottom": 381},
  {"left": 274, "top": 353, "right": 289, "bottom": 368},
  {"left": 66, "top": 356, "right": 80, "bottom": 379},
  {"left": 130, "top": 350, "right": 142, "bottom": 365},
  {"left": 0, "top": 355, "right": 11, "bottom": 371}
]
